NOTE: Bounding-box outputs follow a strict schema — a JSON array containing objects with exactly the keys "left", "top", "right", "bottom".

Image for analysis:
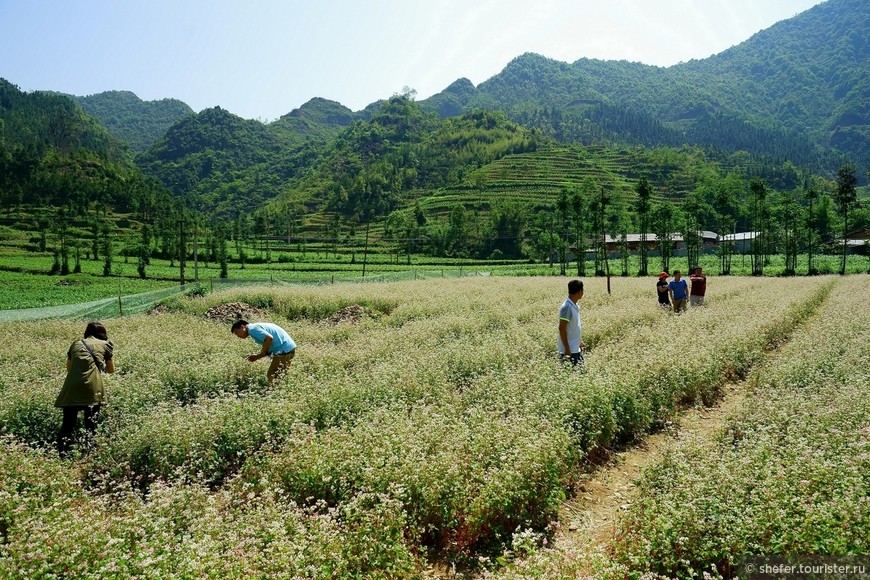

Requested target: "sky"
[{"left": 1, "top": 0, "right": 825, "bottom": 122}]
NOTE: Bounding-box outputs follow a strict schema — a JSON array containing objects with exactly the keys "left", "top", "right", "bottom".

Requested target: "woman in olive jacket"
[{"left": 55, "top": 321, "right": 115, "bottom": 456}]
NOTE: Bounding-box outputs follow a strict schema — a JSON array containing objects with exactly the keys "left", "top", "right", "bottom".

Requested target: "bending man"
[{"left": 231, "top": 319, "right": 296, "bottom": 386}]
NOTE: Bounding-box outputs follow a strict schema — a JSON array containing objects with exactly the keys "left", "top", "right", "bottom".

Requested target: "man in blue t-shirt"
[
  {"left": 231, "top": 319, "right": 296, "bottom": 386},
  {"left": 668, "top": 270, "right": 689, "bottom": 314},
  {"left": 558, "top": 279, "right": 585, "bottom": 366}
]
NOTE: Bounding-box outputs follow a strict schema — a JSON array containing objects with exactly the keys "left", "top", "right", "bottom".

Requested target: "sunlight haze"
[{"left": 0, "top": 0, "right": 824, "bottom": 121}]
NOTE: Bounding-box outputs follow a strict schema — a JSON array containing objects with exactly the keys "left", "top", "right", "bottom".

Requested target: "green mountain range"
[
  {"left": 1, "top": 0, "right": 868, "bottom": 259},
  {"left": 420, "top": 0, "right": 869, "bottom": 167},
  {"left": 69, "top": 91, "right": 193, "bottom": 154},
  {"left": 127, "top": 0, "right": 867, "bottom": 218}
]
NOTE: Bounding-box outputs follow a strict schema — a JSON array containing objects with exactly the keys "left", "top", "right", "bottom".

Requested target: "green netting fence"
[{"left": 0, "top": 285, "right": 192, "bottom": 322}]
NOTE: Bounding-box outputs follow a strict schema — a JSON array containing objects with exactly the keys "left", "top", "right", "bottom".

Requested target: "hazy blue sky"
[{"left": 1, "top": 0, "right": 824, "bottom": 121}]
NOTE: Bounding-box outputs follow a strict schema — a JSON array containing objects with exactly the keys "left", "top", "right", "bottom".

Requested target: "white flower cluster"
[{"left": 0, "top": 275, "right": 852, "bottom": 575}]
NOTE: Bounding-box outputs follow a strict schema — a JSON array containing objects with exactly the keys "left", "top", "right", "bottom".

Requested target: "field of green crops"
[{"left": 0, "top": 275, "right": 867, "bottom": 577}]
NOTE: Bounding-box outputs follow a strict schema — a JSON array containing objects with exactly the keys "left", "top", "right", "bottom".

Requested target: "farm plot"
[
  {"left": 605, "top": 275, "right": 870, "bottom": 578},
  {"left": 0, "top": 276, "right": 837, "bottom": 576}
]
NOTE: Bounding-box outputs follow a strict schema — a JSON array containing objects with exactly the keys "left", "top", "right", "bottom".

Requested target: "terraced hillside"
[{"left": 419, "top": 144, "right": 723, "bottom": 218}]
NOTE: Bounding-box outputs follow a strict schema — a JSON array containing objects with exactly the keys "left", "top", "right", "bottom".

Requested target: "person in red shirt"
[{"left": 689, "top": 266, "right": 707, "bottom": 307}]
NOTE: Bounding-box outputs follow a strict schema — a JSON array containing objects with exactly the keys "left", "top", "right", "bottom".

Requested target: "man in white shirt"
[{"left": 558, "top": 279, "right": 585, "bottom": 366}]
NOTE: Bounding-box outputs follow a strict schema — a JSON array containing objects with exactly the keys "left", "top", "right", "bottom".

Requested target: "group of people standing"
[
  {"left": 558, "top": 268, "right": 709, "bottom": 368},
  {"left": 657, "top": 267, "right": 707, "bottom": 313}
]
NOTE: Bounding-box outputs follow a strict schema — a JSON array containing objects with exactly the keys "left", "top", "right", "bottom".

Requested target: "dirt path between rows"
[{"left": 555, "top": 380, "right": 748, "bottom": 567}]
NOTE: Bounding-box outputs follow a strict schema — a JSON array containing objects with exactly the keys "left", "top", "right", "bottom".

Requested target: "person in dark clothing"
[
  {"left": 55, "top": 321, "right": 115, "bottom": 457},
  {"left": 656, "top": 272, "right": 671, "bottom": 309},
  {"left": 690, "top": 266, "right": 707, "bottom": 307}
]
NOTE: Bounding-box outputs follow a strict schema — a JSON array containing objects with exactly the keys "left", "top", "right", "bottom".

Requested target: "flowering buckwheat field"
[{"left": 0, "top": 275, "right": 864, "bottom": 577}]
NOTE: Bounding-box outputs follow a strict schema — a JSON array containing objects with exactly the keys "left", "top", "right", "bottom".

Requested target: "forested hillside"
[
  {"left": 2, "top": 0, "right": 869, "bottom": 271},
  {"left": 277, "top": 98, "right": 539, "bottom": 217},
  {"left": 420, "top": 0, "right": 870, "bottom": 172},
  {"left": 134, "top": 99, "right": 356, "bottom": 216},
  {"left": 0, "top": 79, "right": 173, "bottom": 216},
  {"left": 0, "top": 79, "right": 127, "bottom": 162},
  {"left": 269, "top": 97, "right": 357, "bottom": 146},
  {"left": 69, "top": 90, "right": 193, "bottom": 154}
]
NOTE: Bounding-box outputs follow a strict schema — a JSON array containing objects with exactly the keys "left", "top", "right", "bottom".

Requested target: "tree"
[
  {"left": 178, "top": 216, "right": 187, "bottom": 285},
  {"left": 48, "top": 207, "right": 72, "bottom": 275},
  {"left": 570, "top": 189, "right": 587, "bottom": 276},
  {"left": 73, "top": 243, "right": 82, "bottom": 274},
  {"left": 137, "top": 224, "right": 152, "bottom": 279},
  {"left": 682, "top": 190, "right": 710, "bottom": 272},
  {"left": 217, "top": 224, "right": 229, "bottom": 279},
  {"left": 49, "top": 249, "right": 61, "bottom": 275},
  {"left": 634, "top": 177, "right": 652, "bottom": 276},
  {"left": 652, "top": 201, "right": 680, "bottom": 274},
  {"left": 384, "top": 210, "right": 409, "bottom": 264},
  {"left": 486, "top": 203, "right": 526, "bottom": 259},
  {"left": 102, "top": 237, "right": 112, "bottom": 277},
  {"left": 329, "top": 212, "right": 341, "bottom": 258},
  {"left": 38, "top": 220, "right": 48, "bottom": 253},
  {"left": 590, "top": 186, "right": 609, "bottom": 276},
  {"left": 803, "top": 180, "right": 820, "bottom": 275},
  {"left": 834, "top": 163, "right": 858, "bottom": 275},
  {"left": 713, "top": 179, "right": 738, "bottom": 275},
  {"left": 346, "top": 167, "right": 392, "bottom": 275},
  {"left": 773, "top": 191, "right": 801, "bottom": 275},
  {"left": 446, "top": 204, "right": 469, "bottom": 257},
  {"left": 557, "top": 189, "right": 570, "bottom": 275},
  {"left": 749, "top": 178, "right": 769, "bottom": 276},
  {"left": 613, "top": 211, "right": 630, "bottom": 276}
]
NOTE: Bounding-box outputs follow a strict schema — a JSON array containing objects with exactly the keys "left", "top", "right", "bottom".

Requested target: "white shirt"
[{"left": 557, "top": 298, "right": 582, "bottom": 354}]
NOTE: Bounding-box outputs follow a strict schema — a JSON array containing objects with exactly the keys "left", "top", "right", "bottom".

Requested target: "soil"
[
  {"left": 556, "top": 381, "right": 748, "bottom": 566},
  {"left": 204, "top": 302, "right": 265, "bottom": 323},
  {"left": 147, "top": 304, "right": 168, "bottom": 316},
  {"left": 326, "top": 304, "right": 378, "bottom": 325}
]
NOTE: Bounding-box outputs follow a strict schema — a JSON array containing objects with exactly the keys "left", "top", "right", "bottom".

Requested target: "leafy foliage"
[
  {"left": 0, "top": 80, "right": 178, "bottom": 221},
  {"left": 68, "top": 90, "right": 194, "bottom": 154},
  {"left": 421, "top": 0, "right": 870, "bottom": 171}
]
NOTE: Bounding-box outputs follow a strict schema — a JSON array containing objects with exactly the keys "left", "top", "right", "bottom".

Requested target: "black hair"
[
  {"left": 568, "top": 279, "right": 583, "bottom": 295},
  {"left": 673, "top": 270, "right": 681, "bottom": 275},
  {"left": 231, "top": 319, "right": 249, "bottom": 332},
  {"left": 84, "top": 321, "right": 108, "bottom": 341}
]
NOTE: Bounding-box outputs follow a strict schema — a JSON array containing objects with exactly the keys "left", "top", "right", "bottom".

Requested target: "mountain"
[
  {"left": 68, "top": 90, "right": 193, "bottom": 154},
  {"left": 678, "top": 0, "right": 870, "bottom": 161},
  {"left": 423, "top": 78, "right": 477, "bottom": 117},
  {"left": 135, "top": 106, "right": 286, "bottom": 212},
  {"left": 8, "top": 0, "right": 868, "bottom": 244},
  {"left": 268, "top": 97, "right": 357, "bottom": 146},
  {"left": 265, "top": 98, "right": 539, "bottom": 218},
  {"left": 0, "top": 79, "right": 128, "bottom": 161},
  {"left": 0, "top": 79, "right": 176, "bottom": 218},
  {"left": 420, "top": 0, "right": 870, "bottom": 171},
  {"left": 133, "top": 98, "right": 367, "bottom": 216}
]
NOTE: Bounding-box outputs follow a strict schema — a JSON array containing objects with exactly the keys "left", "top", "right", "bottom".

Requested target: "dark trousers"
[{"left": 57, "top": 405, "right": 101, "bottom": 457}]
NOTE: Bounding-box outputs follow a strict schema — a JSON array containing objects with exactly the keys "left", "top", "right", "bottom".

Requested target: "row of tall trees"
[
  {"left": 25, "top": 157, "right": 869, "bottom": 280},
  {"left": 391, "top": 161, "right": 868, "bottom": 275}
]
